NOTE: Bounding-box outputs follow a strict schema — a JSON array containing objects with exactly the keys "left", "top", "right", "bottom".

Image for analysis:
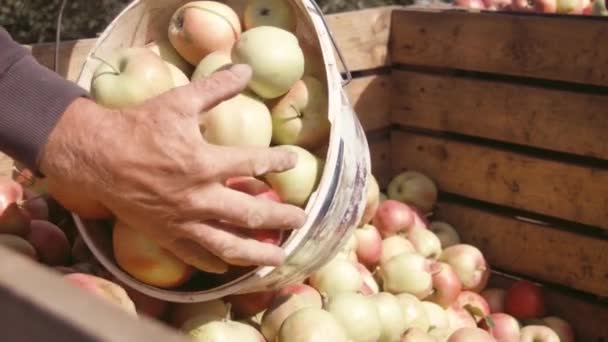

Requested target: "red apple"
[
  {"left": 225, "top": 290, "right": 277, "bottom": 319},
  {"left": 26, "top": 220, "right": 70, "bottom": 266},
  {"left": 479, "top": 313, "right": 521, "bottom": 342},
  {"left": 481, "top": 288, "right": 506, "bottom": 313},
  {"left": 372, "top": 200, "right": 416, "bottom": 238},
  {"left": 445, "top": 305, "right": 477, "bottom": 331},
  {"left": 427, "top": 262, "right": 462, "bottom": 308},
  {"left": 542, "top": 316, "right": 575, "bottom": 342},
  {"left": 447, "top": 327, "right": 496, "bottom": 342},
  {"left": 439, "top": 244, "right": 490, "bottom": 292},
  {"left": 453, "top": 291, "right": 491, "bottom": 323},
  {"left": 504, "top": 280, "right": 546, "bottom": 320},
  {"left": 354, "top": 224, "right": 382, "bottom": 269},
  {"left": 519, "top": 325, "right": 559, "bottom": 342}
]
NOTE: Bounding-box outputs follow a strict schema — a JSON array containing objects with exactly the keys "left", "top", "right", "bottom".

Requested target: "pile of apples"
[
  {"left": 43, "top": 0, "right": 333, "bottom": 290},
  {"left": 454, "top": 0, "right": 607, "bottom": 15}
]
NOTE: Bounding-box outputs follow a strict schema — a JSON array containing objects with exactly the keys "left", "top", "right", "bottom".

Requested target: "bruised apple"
[
  {"left": 191, "top": 50, "right": 233, "bottom": 80},
  {"left": 269, "top": 75, "right": 330, "bottom": 149},
  {"left": 64, "top": 273, "right": 137, "bottom": 316},
  {"left": 168, "top": 1, "right": 241, "bottom": 65},
  {"left": 90, "top": 47, "right": 174, "bottom": 109},
  {"left": 264, "top": 145, "right": 322, "bottom": 207},
  {"left": 244, "top": 0, "right": 297, "bottom": 31},
  {"left": 231, "top": 26, "right": 305, "bottom": 99},
  {"left": 112, "top": 221, "right": 194, "bottom": 288},
  {"left": 200, "top": 92, "right": 272, "bottom": 147}
]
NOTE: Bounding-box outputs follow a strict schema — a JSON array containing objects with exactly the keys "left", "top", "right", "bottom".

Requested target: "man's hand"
[{"left": 39, "top": 64, "right": 307, "bottom": 274}]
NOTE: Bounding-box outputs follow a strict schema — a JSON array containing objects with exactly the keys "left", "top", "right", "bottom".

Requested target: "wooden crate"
[{"left": 1, "top": 5, "right": 607, "bottom": 341}]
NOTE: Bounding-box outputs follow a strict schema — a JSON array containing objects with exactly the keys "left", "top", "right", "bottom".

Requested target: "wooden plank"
[
  {"left": 434, "top": 201, "right": 608, "bottom": 297},
  {"left": 389, "top": 9, "right": 608, "bottom": 87},
  {"left": 391, "top": 70, "right": 608, "bottom": 159},
  {"left": 488, "top": 273, "right": 608, "bottom": 341},
  {"left": 346, "top": 75, "right": 391, "bottom": 132},
  {"left": 0, "top": 246, "right": 188, "bottom": 342},
  {"left": 26, "top": 7, "right": 394, "bottom": 82},
  {"left": 391, "top": 131, "right": 608, "bottom": 229},
  {"left": 369, "top": 137, "right": 392, "bottom": 189}
]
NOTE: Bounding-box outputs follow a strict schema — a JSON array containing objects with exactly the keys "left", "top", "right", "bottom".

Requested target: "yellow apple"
[
  {"left": 244, "top": 0, "right": 297, "bottom": 32},
  {"left": 264, "top": 145, "right": 323, "bottom": 207},
  {"left": 200, "top": 92, "right": 272, "bottom": 147},
  {"left": 146, "top": 39, "right": 194, "bottom": 76},
  {"left": 191, "top": 50, "right": 233, "bottom": 81},
  {"left": 112, "top": 221, "right": 194, "bottom": 289},
  {"left": 269, "top": 75, "right": 329, "bottom": 149},
  {"left": 90, "top": 47, "right": 174, "bottom": 108},
  {"left": 168, "top": 1, "right": 242, "bottom": 65},
  {"left": 231, "top": 26, "right": 305, "bottom": 99}
]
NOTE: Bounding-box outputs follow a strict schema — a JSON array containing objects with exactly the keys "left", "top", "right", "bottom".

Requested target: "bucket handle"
[{"left": 308, "top": 0, "right": 353, "bottom": 87}]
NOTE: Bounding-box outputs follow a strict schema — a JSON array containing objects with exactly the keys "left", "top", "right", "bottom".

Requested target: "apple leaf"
[{"left": 463, "top": 304, "right": 486, "bottom": 319}]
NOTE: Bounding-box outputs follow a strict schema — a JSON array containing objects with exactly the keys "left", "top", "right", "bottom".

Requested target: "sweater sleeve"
[{"left": 0, "top": 27, "right": 89, "bottom": 175}]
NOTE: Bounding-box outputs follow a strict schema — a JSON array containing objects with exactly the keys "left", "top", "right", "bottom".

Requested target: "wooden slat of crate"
[
  {"left": 391, "top": 130, "right": 608, "bottom": 229},
  {"left": 345, "top": 74, "right": 392, "bottom": 132},
  {"left": 25, "top": 7, "right": 394, "bottom": 83},
  {"left": 489, "top": 273, "right": 608, "bottom": 341},
  {"left": 389, "top": 9, "right": 608, "bottom": 87},
  {"left": 0, "top": 246, "right": 188, "bottom": 342},
  {"left": 434, "top": 201, "right": 608, "bottom": 297},
  {"left": 391, "top": 70, "right": 608, "bottom": 160}
]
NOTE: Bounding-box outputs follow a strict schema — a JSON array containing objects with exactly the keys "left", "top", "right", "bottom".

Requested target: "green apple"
[
  {"left": 191, "top": 50, "right": 233, "bottom": 81},
  {"left": 264, "top": 145, "right": 322, "bottom": 207},
  {"left": 146, "top": 39, "right": 194, "bottom": 77},
  {"left": 231, "top": 26, "right": 305, "bottom": 99},
  {"left": 90, "top": 47, "right": 175, "bottom": 108},
  {"left": 244, "top": 0, "right": 297, "bottom": 32},
  {"left": 269, "top": 75, "right": 330, "bottom": 149},
  {"left": 200, "top": 92, "right": 272, "bottom": 147}
]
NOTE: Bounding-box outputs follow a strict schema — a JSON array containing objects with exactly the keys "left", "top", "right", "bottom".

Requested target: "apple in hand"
[
  {"left": 90, "top": 47, "right": 174, "bottom": 108},
  {"left": 191, "top": 50, "right": 233, "bottom": 80},
  {"left": 46, "top": 177, "right": 113, "bottom": 220},
  {"left": 264, "top": 145, "right": 322, "bottom": 207},
  {"left": 168, "top": 1, "right": 241, "bottom": 65},
  {"left": 200, "top": 92, "right": 273, "bottom": 148},
  {"left": 231, "top": 26, "right": 305, "bottom": 99},
  {"left": 244, "top": 0, "right": 297, "bottom": 31},
  {"left": 112, "top": 221, "right": 194, "bottom": 289},
  {"left": 519, "top": 325, "right": 560, "bottom": 342},
  {"left": 504, "top": 280, "right": 546, "bottom": 320},
  {"left": 269, "top": 75, "right": 330, "bottom": 149},
  {"left": 145, "top": 39, "right": 194, "bottom": 76},
  {"left": 387, "top": 171, "right": 437, "bottom": 214}
]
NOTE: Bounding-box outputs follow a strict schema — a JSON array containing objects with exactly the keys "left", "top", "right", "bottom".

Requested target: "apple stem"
[
  {"left": 287, "top": 104, "right": 303, "bottom": 120},
  {"left": 90, "top": 54, "right": 121, "bottom": 75}
]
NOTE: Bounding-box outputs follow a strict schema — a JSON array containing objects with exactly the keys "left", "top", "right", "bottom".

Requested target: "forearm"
[{"left": 0, "top": 27, "right": 88, "bottom": 175}]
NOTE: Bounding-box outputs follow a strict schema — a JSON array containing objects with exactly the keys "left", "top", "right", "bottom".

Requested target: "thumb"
[{"left": 160, "top": 63, "right": 252, "bottom": 115}]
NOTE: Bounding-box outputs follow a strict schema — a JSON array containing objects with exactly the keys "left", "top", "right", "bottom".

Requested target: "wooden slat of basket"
[
  {"left": 389, "top": 9, "right": 608, "bottom": 87},
  {"left": 346, "top": 74, "right": 392, "bottom": 132},
  {"left": 489, "top": 273, "right": 608, "bottom": 341},
  {"left": 391, "top": 130, "right": 608, "bottom": 229},
  {"left": 391, "top": 70, "right": 608, "bottom": 160},
  {"left": 435, "top": 201, "right": 608, "bottom": 297},
  {"left": 0, "top": 246, "right": 188, "bottom": 342}
]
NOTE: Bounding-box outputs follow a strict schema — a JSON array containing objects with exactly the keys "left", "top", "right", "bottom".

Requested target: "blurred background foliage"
[{"left": 0, "top": 0, "right": 417, "bottom": 44}]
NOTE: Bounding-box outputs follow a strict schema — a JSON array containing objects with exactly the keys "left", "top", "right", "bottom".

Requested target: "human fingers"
[
  {"left": 181, "top": 184, "right": 306, "bottom": 231},
  {"left": 179, "top": 221, "right": 287, "bottom": 267},
  {"left": 169, "top": 238, "right": 229, "bottom": 274},
  {"left": 154, "top": 64, "right": 252, "bottom": 116}
]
